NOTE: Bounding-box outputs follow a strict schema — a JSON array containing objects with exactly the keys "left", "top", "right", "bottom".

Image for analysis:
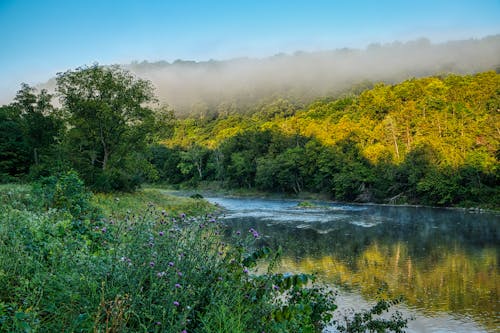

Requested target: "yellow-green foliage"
[{"left": 167, "top": 71, "right": 499, "bottom": 170}]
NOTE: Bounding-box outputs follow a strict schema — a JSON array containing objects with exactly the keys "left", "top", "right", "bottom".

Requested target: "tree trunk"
[{"left": 102, "top": 147, "right": 109, "bottom": 170}]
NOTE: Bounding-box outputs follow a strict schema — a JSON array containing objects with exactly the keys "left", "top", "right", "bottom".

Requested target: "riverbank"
[
  {"left": 147, "top": 182, "right": 500, "bottom": 214},
  {"left": 3, "top": 182, "right": 405, "bottom": 332}
]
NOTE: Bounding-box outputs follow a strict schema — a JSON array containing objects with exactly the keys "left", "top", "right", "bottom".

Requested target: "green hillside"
[{"left": 154, "top": 71, "right": 500, "bottom": 207}]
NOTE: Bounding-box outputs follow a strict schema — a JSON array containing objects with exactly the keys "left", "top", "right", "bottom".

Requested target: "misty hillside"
[{"left": 123, "top": 35, "right": 500, "bottom": 114}]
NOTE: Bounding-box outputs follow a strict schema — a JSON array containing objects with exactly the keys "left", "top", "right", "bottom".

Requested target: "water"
[{"left": 206, "top": 196, "right": 500, "bottom": 332}]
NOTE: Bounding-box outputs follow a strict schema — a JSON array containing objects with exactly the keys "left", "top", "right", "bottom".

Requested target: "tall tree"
[{"left": 56, "top": 64, "right": 156, "bottom": 191}]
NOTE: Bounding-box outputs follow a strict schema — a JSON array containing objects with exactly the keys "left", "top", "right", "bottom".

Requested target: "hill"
[{"left": 152, "top": 71, "right": 500, "bottom": 207}]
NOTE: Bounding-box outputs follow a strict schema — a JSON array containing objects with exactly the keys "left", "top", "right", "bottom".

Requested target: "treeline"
[
  {"left": 1, "top": 66, "right": 498, "bottom": 207},
  {"left": 152, "top": 71, "right": 500, "bottom": 207},
  {"left": 0, "top": 65, "right": 171, "bottom": 192}
]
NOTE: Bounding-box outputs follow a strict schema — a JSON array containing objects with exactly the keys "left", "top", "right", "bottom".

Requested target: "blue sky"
[{"left": 0, "top": 0, "right": 499, "bottom": 102}]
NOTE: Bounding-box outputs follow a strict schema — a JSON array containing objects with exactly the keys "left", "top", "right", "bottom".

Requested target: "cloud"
[{"left": 124, "top": 35, "right": 500, "bottom": 114}]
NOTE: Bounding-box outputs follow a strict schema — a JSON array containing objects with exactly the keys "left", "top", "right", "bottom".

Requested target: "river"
[{"left": 204, "top": 196, "right": 499, "bottom": 333}]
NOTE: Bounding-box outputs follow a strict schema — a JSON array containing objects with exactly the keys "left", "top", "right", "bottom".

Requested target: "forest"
[
  {"left": 1, "top": 66, "right": 499, "bottom": 208},
  {"left": 154, "top": 71, "right": 500, "bottom": 208}
]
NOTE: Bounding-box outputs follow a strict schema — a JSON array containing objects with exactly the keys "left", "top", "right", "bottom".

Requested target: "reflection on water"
[{"left": 207, "top": 197, "right": 500, "bottom": 332}]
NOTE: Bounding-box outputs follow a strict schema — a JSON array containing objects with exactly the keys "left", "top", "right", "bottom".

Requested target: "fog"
[
  {"left": 12, "top": 35, "right": 499, "bottom": 114},
  {"left": 124, "top": 35, "right": 500, "bottom": 114}
]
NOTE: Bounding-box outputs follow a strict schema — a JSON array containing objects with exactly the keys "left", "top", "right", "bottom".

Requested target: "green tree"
[
  {"left": 56, "top": 64, "right": 156, "bottom": 191},
  {"left": 0, "top": 84, "right": 63, "bottom": 180},
  {"left": 0, "top": 105, "right": 30, "bottom": 181}
]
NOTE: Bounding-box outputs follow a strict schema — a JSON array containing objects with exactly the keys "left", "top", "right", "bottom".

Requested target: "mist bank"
[{"left": 124, "top": 35, "right": 500, "bottom": 114}]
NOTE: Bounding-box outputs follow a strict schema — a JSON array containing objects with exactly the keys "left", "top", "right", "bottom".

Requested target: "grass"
[
  {"left": 93, "top": 187, "right": 217, "bottom": 218},
  {"left": 0, "top": 181, "right": 407, "bottom": 332}
]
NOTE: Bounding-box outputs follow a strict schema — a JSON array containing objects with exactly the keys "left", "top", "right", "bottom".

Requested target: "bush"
[{"left": 0, "top": 187, "right": 407, "bottom": 332}]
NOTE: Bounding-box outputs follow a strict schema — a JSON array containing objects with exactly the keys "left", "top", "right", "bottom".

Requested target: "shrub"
[{"left": 0, "top": 187, "right": 407, "bottom": 332}]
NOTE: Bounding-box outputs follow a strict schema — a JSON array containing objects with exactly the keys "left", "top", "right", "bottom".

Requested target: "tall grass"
[{"left": 0, "top": 180, "right": 407, "bottom": 332}]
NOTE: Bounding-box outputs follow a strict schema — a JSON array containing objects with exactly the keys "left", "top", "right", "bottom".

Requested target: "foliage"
[
  {"left": 3, "top": 185, "right": 413, "bottom": 332},
  {"left": 155, "top": 71, "right": 500, "bottom": 208},
  {"left": 335, "top": 299, "right": 408, "bottom": 333},
  {"left": 0, "top": 85, "right": 63, "bottom": 182},
  {"left": 56, "top": 64, "right": 158, "bottom": 192},
  {"left": 32, "top": 170, "right": 100, "bottom": 222}
]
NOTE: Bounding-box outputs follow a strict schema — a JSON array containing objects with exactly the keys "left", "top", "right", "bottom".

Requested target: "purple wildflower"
[
  {"left": 243, "top": 268, "right": 249, "bottom": 274},
  {"left": 273, "top": 285, "right": 280, "bottom": 291},
  {"left": 173, "top": 301, "right": 180, "bottom": 307},
  {"left": 159, "top": 231, "right": 164, "bottom": 236},
  {"left": 180, "top": 213, "right": 186, "bottom": 219},
  {"left": 155, "top": 321, "right": 161, "bottom": 325},
  {"left": 181, "top": 330, "right": 187, "bottom": 333},
  {"left": 236, "top": 230, "right": 241, "bottom": 235},
  {"left": 168, "top": 261, "right": 174, "bottom": 267},
  {"left": 175, "top": 283, "right": 181, "bottom": 288},
  {"left": 149, "top": 261, "right": 155, "bottom": 267},
  {"left": 101, "top": 227, "right": 107, "bottom": 233},
  {"left": 177, "top": 271, "right": 183, "bottom": 277}
]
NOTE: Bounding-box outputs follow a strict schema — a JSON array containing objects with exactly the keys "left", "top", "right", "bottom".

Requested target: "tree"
[
  {"left": 0, "top": 84, "right": 63, "bottom": 181},
  {"left": 0, "top": 105, "right": 30, "bottom": 181},
  {"left": 56, "top": 65, "right": 156, "bottom": 191}
]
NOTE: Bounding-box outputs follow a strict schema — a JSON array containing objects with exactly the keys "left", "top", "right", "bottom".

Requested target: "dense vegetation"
[
  {"left": 3, "top": 63, "right": 498, "bottom": 331},
  {"left": 152, "top": 71, "right": 500, "bottom": 208},
  {"left": 1, "top": 64, "right": 498, "bottom": 207},
  {"left": 0, "top": 65, "right": 413, "bottom": 331},
  {"left": 0, "top": 180, "right": 408, "bottom": 332}
]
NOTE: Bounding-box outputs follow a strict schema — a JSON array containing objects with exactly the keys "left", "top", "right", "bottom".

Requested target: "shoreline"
[{"left": 149, "top": 185, "right": 500, "bottom": 215}]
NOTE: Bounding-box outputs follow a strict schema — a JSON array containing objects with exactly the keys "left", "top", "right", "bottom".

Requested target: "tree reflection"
[{"left": 222, "top": 204, "right": 499, "bottom": 331}]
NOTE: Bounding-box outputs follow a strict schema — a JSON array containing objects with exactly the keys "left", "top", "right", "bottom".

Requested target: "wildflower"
[
  {"left": 273, "top": 285, "right": 280, "bottom": 291},
  {"left": 249, "top": 228, "right": 255, "bottom": 233},
  {"left": 168, "top": 261, "right": 175, "bottom": 267},
  {"left": 157, "top": 271, "right": 166, "bottom": 278},
  {"left": 252, "top": 231, "right": 259, "bottom": 238},
  {"left": 173, "top": 301, "right": 180, "bottom": 307},
  {"left": 209, "top": 218, "right": 216, "bottom": 223},
  {"left": 177, "top": 271, "right": 183, "bottom": 277},
  {"left": 155, "top": 321, "right": 161, "bottom": 325},
  {"left": 236, "top": 230, "right": 241, "bottom": 235},
  {"left": 159, "top": 231, "right": 164, "bottom": 236},
  {"left": 149, "top": 261, "right": 155, "bottom": 267},
  {"left": 101, "top": 227, "right": 107, "bottom": 233},
  {"left": 243, "top": 268, "right": 249, "bottom": 274},
  {"left": 181, "top": 330, "right": 187, "bottom": 333},
  {"left": 175, "top": 283, "right": 181, "bottom": 288},
  {"left": 180, "top": 213, "right": 186, "bottom": 219},
  {"left": 218, "top": 276, "right": 223, "bottom": 281}
]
